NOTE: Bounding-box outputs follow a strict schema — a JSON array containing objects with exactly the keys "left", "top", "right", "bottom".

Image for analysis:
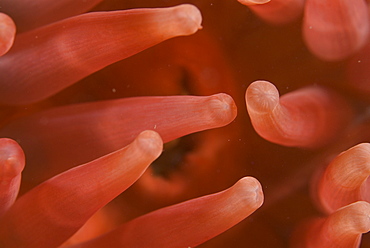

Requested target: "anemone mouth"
[{"left": 150, "top": 134, "right": 196, "bottom": 178}]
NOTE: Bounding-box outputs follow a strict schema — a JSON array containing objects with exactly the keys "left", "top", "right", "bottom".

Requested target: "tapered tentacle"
[
  {"left": 245, "top": 80, "right": 353, "bottom": 148},
  {"left": 0, "top": 4, "right": 203, "bottom": 105},
  {"left": 0, "top": 130, "right": 163, "bottom": 248},
  {"left": 67, "top": 177, "right": 263, "bottom": 248},
  {"left": 0, "top": 94, "right": 237, "bottom": 184},
  {"left": 314, "top": 143, "right": 370, "bottom": 214},
  {"left": 292, "top": 201, "right": 370, "bottom": 248}
]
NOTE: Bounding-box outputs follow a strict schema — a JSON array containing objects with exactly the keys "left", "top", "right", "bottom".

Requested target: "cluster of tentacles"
[{"left": 0, "top": 0, "right": 370, "bottom": 247}]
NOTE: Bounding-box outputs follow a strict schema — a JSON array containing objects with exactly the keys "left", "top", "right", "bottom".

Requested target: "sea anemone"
[{"left": 0, "top": 0, "right": 369, "bottom": 247}]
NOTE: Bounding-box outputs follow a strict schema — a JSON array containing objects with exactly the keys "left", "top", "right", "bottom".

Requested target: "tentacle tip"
[
  {"left": 0, "top": 13, "right": 16, "bottom": 57},
  {"left": 235, "top": 176, "right": 264, "bottom": 209},
  {"left": 238, "top": 0, "right": 271, "bottom": 6},
  {"left": 135, "top": 130, "right": 164, "bottom": 160},
  {"left": 174, "top": 4, "right": 203, "bottom": 36},
  {"left": 246, "top": 80, "right": 279, "bottom": 114},
  {"left": 351, "top": 201, "right": 370, "bottom": 234},
  {"left": 344, "top": 142, "right": 370, "bottom": 172},
  {"left": 208, "top": 93, "right": 237, "bottom": 126},
  {"left": 339, "top": 201, "right": 370, "bottom": 234},
  {"left": 0, "top": 138, "right": 25, "bottom": 180},
  {"left": 353, "top": 143, "right": 370, "bottom": 154},
  {"left": 1, "top": 157, "right": 24, "bottom": 180}
]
